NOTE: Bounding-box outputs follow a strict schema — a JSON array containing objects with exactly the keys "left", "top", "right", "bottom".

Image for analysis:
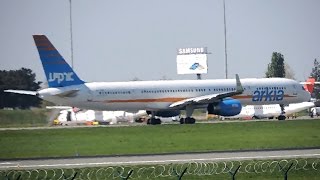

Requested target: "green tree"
[
  {"left": 265, "top": 52, "right": 285, "bottom": 78},
  {"left": 0, "top": 68, "right": 42, "bottom": 109},
  {"left": 310, "top": 59, "right": 320, "bottom": 81},
  {"left": 309, "top": 58, "right": 320, "bottom": 99}
]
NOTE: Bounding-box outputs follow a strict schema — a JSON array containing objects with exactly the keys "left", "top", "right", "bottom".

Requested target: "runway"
[{"left": 1, "top": 148, "right": 319, "bottom": 170}]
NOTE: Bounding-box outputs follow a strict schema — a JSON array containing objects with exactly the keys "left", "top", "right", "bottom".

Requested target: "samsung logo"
[{"left": 178, "top": 47, "right": 207, "bottom": 55}]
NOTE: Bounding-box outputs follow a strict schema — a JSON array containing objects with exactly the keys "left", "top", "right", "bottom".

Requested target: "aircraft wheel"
[
  {"left": 185, "top": 117, "right": 196, "bottom": 124},
  {"left": 148, "top": 118, "right": 161, "bottom": 125},
  {"left": 180, "top": 118, "right": 185, "bottom": 124},
  {"left": 155, "top": 118, "right": 161, "bottom": 124},
  {"left": 189, "top": 117, "right": 196, "bottom": 124},
  {"left": 278, "top": 115, "right": 286, "bottom": 121}
]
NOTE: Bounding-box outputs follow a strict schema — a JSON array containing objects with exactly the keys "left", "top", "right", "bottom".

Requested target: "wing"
[
  {"left": 169, "top": 74, "right": 244, "bottom": 109},
  {"left": 5, "top": 89, "right": 79, "bottom": 98},
  {"left": 4, "top": 90, "right": 38, "bottom": 96}
]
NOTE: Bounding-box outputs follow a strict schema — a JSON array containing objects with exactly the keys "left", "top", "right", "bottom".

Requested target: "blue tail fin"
[{"left": 33, "top": 35, "right": 84, "bottom": 87}]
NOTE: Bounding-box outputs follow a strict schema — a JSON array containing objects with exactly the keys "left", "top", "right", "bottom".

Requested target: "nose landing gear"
[{"left": 278, "top": 104, "right": 286, "bottom": 120}]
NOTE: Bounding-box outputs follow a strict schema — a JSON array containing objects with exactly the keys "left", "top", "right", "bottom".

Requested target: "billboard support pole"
[{"left": 197, "top": 74, "right": 201, "bottom": 80}]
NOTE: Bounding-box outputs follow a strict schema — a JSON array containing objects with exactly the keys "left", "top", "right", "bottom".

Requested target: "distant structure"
[{"left": 176, "top": 47, "right": 208, "bottom": 80}]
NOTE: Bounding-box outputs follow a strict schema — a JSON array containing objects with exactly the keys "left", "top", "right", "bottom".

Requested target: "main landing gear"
[
  {"left": 180, "top": 117, "right": 196, "bottom": 124},
  {"left": 147, "top": 105, "right": 197, "bottom": 125},
  {"left": 147, "top": 112, "right": 161, "bottom": 125},
  {"left": 278, "top": 104, "right": 286, "bottom": 120},
  {"left": 180, "top": 105, "right": 196, "bottom": 124}
]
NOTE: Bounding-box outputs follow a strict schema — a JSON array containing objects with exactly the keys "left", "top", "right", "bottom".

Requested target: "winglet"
[{"left": 235, "top": 74, "right": 244, "bottom": 93}]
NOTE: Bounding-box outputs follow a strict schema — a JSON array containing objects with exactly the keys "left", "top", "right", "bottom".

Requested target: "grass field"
[
  {"left": 0, "top": 109, "right": 48, "bottom": 127},
  {"left": 0, "top": 119, "right": 319, "bottom": 159}
]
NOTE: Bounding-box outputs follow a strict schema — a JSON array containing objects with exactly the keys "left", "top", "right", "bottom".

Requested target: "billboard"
[{"left": 177, "top": 54, "right": 208, "bottom": 74}]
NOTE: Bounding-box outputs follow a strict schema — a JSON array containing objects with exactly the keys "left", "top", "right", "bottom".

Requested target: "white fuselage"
[{"left": 38, "top": 78, "right": 310, "bottom": 112}]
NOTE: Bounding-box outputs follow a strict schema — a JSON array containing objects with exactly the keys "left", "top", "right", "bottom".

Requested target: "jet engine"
[{"left": 207, "top": 98, "right": 242, "bottom": 116}]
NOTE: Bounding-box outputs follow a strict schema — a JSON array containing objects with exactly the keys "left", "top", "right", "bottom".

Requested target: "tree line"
[{"left": 0, "top": 68, "right": 42, "bottom": 109}]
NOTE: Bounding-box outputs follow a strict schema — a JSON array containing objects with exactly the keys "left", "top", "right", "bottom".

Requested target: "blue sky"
[{"left": 0, "top": 0, "right": 319, "bottom": 82}]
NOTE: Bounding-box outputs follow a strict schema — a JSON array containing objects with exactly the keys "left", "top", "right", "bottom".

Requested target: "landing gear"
[
  {"left": 147, "top": 118, "right": 161, "bottom": 125},
  {"left": 147, "top": 111, "right": 161, "bottom": 125},
  {"left": 180, "top": 105, "right": 196, "bottom": 124},
  {"left": 179, "top": 117, "right": 196, "bottom": 124},
  {"left": 278, "top": 115, "right": 286, "bottom": 120},
  {"left": 278, "top": 104, "right": 286, "bottom": 120}
]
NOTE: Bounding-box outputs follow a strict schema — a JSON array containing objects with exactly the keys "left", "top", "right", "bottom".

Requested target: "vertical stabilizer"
[
  {"left": 33, "top": 35, "right": 84, "bottom": 87},
  {"left": 304, "top": 77, "right": 315, "bottom": 93}
]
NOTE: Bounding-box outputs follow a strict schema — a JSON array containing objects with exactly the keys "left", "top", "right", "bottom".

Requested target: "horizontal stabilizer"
[
  {"left": 46, "top": 106, "right": 72, "bottom": 109},
  {"left": 4, "top": 90, "right": 38, "bottom": 96}
]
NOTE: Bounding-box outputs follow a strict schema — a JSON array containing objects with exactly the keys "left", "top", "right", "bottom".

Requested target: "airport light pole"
[
  {"left": 69, "top": 0, "right": 74, "bottom": 68},
  {"left": 223, "top": 0, "right": 228, "bottom": 79}
]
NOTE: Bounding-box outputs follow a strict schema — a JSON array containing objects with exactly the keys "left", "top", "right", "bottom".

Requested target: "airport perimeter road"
[{"left": 1, "top": 148, "right": 320, "bottom": 170}]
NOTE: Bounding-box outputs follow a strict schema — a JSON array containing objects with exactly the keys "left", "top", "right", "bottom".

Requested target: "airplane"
[
  {"left": 4, "top": 35, "right": 311, "bottom": 124},
  {"left": 300, "top": 77, "right": 320, "bottom": 94},
  {"left": 223, "top": 101, "right": 314, "bottom": 120}
]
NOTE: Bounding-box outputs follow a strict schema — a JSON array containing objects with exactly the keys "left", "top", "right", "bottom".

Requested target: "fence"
[{"left": 1, "top": 158, "right": 319, "bottom": 179}]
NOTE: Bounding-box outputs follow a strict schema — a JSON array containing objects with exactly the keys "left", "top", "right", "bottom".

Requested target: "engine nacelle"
[
  {"left": 147, "top": 110, "right": 180, "bottom": 117},
  {"left": 207, "top": 98, "right": 242, "bottom": 116}
]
